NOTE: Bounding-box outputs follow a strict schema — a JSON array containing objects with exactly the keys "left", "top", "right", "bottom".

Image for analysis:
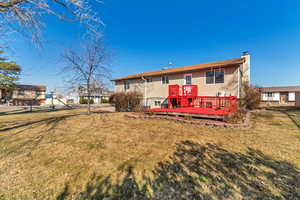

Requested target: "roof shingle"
[
  {"left": 260, "top": 86, "right": 300, "bottom": 92},
  {"left": 16, "top": 84, "right": 46, "bottom": 91},
  {"left": 113, "top": 57, "right": 245, "bottom": 81}
]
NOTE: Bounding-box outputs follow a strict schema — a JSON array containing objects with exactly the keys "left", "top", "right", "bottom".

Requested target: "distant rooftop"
[
  {"left": 16, "top": 84, "right": 46, "bottom": 91},
  {"left": 260, "top": 86, "right": 300, "bottom": 92}
]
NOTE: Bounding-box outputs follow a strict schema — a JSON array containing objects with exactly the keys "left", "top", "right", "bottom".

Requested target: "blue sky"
[{"left": 6, "top": 0, "right": 300, "bottom": 92}]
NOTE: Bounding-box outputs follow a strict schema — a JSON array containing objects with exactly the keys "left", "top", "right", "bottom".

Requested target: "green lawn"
[{"left": 0, "top": 107, "right": 299, "bottom": 200}]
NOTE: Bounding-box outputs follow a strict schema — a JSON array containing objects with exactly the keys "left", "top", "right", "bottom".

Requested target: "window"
[
  {"left": 267, "top": 92, "right": 274, "bottom": 97},
  {"left": 215, "top": 69, "right": 224, "bottom": 83},
  {"left": 124, "top": 81, "right": 130, "bottom": 90},
  {"left": 206, "top": 69, "right": 225, "bottom": 84},
  {"left": 206, "top": 71, "right": 215, "bottom": 84},
  {"left": 36, "top": 91, "right": 43, "bottom": 96},
  {"left": 184, "top": 74, "right": 192, "bottom": 85},
  {"left": 162, "top": 75, "right": 169, "bottom": 84},
  {"left": 17, "top": 90, "right": 25, "bottom": 96},
  {"left": 289, "top": 92, "right": 295, "bottom": 101},
  {"left": 146, "top": 77, "right": 152, "bottom": 82}
]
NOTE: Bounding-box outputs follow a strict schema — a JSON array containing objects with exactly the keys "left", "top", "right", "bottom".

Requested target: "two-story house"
[
  {"left": 113, "top": 52, "right": 250, "bottom": 108},
  {"left": 77, "top": 86, "right": 113, "bottom": 104},
  {"left": 0, "top": 84, "right": 47, "bottom": 106}
]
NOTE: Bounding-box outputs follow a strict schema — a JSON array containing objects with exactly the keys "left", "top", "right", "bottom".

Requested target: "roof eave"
[{"left": 112, "top": 62, "right": 242, "bottom": 81}]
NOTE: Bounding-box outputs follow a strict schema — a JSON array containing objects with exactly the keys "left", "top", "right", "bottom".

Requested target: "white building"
[
  {"left": 78, "top": 87, "right": 112, "bottom": 104},
  {"left": 261, "top": 86, "right": 300, "bottom": 105}
]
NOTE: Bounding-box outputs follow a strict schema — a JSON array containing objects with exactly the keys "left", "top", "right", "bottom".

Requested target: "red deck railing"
[
  {"left": 193, "top": 96, "right": 237, "bottom": 113},
  {"left": 147, "top": 85, "right": 238, "bottom": 116},
  {"left": 168, "top": 96, "right": 237, "bottom": 114}
]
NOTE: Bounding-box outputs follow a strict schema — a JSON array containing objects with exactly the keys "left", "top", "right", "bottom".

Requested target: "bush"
[
  {"left": 240, "top": 83, "right": 261, "bottom": 110},
  {"left": 79, "top": 97, "right": 86, "bottom": 104},
  {"left": 224, "top": 109, "right": 246, "bottom": 124},
  {"left": 109, "top": 91, "right": 143, "bottom": 112},
  {"left": 101, "top": 98, "right": 109, "bottom": 103},
  {"left": 79, "top": 97, "right": 94, "bottom": 104}
]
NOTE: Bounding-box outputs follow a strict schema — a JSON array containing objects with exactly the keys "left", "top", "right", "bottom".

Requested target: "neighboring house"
[
  {"left": 0, "top": 84, "right": 46, "bottom": 106},
  {"left": 260, "top": 86, "right": 300, "bottom": 105},
  {"left": 296, "top": 92, "right": 300, "bottom": 108},
  {"left": 45, "top": 93, "right": 72, "bottom": 106},
  {"left": 112, "top": 52, "right": 250, "bottom": 108},
  {"left": 78, "top": 87, "right": 112, "bottom": 104}
]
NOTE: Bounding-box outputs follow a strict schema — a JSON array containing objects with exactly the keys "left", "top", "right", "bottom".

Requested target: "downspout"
[
  {"left": 141, "top": 76, "right": 147, "bottom": 107},
  {"left": 237, "top": 66, "right": 240, "bottom": 99}
]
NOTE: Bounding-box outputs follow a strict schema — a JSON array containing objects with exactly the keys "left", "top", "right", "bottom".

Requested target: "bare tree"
[
  {"left": 0, "top": 0, "right": 102, "bottom": 45},
  {"left": 62, "top": 40, "right": 110, "bottom": 114}
]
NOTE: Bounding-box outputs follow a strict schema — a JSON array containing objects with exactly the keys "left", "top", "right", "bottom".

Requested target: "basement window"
[{"left": 154, "top": 101, "right": 161, "bottom": 106}]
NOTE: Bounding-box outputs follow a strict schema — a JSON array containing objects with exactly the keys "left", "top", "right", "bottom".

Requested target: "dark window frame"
[
  {"left": 146, "top": 77, "right": 152, "bottom": 83},
  {"left": 154, "top": 101, "right": 161, "bottom": 106},
  {"left": 162, "top": 75, "right": 169, "bottom": 84},
  {"left": 267, "top": 92, "right": 274, "bottom": 97},
  {"left": 124, "top": 81, "right": 130, "bottom": 90},
  {"left": 206, "top": 69, "right": 225, "bottom": 84},
  {"left": 205, "top": 71, "right": 215, "bottom": 84},
  {"left": 184, "top": 74, "right": 192, "bottom": 85},
  {"left": 215, "top": 69, "right": 225, "bottom": 84}
]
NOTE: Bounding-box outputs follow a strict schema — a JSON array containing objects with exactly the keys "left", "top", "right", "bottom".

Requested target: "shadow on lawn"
[
  {"left": 0, "top": 114, "right": 79, "bottom": 133},
  {"left": 57, "top": 141, "right": 300, "bottom": 200},
  {"left": 266, "top": 106, "right": 300, "bottom": 130},
  {"left": 0, "top": 107, "right": 74, "bottom": 116},
  {"left": 0, "top": 114, "right": 82, "bottom": 158}
]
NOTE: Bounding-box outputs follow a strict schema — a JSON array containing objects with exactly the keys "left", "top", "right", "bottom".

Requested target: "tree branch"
[{"left": 0, "top": 0, "right": 28, "bottom": 9}]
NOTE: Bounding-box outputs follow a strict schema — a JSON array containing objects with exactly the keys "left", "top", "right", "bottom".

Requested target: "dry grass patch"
[{"left": 0, "top": 107, "right": 299, "bottom": 199}]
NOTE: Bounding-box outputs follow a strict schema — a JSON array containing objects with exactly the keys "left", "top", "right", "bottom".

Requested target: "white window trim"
[{"left": 184, "top": 73, "right": 193, "bottom": 85}]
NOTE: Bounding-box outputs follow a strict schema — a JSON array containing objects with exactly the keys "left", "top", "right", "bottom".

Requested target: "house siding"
[
  {"left": 261, "top": 92, "right": 296, "bottom": 103},
  {"left": 12, "top": 90, "right": 46, "bottom": 100},
  {"left": 0, "top": 85, "right": 47, "bottom": 106},
  {"left": 261, "top": 92, "right": 280, "bottom": 101},
  {"left": 296, "top": 92, "right": 300, "bottom": 107},
  {"left": 115, "top": 65, "right": 242, "bottom": 107}
]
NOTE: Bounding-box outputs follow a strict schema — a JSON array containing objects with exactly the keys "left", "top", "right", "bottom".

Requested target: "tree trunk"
[
  {"left": 87, "top": 84, "right": 91, "bottom": 115},
  {"left": 87, "top": 97, "right": 91, "bottom": 114}
]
